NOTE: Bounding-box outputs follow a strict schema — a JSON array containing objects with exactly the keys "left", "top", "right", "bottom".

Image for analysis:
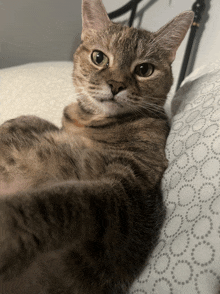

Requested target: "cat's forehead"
[{"left": 83, "top": 24, "right": 154, "bottom": 60}]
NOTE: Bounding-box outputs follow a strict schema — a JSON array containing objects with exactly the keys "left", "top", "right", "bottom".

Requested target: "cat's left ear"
[
  {"left": 81, "top": 0, "right": 112, "bottom": 40},
  {"left": 155, "top": 11, "right": 194, "bottom": 63}
]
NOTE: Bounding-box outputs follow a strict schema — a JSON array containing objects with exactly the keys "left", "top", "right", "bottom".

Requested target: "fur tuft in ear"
[
  {"left": 81, "top": 0, "right": 112, "bottom": 40},
  {"left": 154, "top": 11, "right": 194, "bottom": 63}
]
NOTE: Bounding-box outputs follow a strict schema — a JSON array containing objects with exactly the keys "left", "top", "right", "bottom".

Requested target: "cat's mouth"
[
  {"left": 96, "top": 95, "right": 114, "bottom": 103},
  {"left": 95, "top": 93, "right": 124, "bottom": 108},
  {"left": 76, "top": 90, "right": 127, "bottom": 117}
]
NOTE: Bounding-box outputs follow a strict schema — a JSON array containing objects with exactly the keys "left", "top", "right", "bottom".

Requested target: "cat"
[{"left": 0, "top": 0, "right": 193, "bottom": 293}]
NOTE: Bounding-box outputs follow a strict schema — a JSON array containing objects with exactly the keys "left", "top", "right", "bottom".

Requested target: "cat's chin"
[
  {"left": 78, "top": 94, "right": 127, "bottom": 118},
  {"left": 95, "top": 90, "right": 133, "bottom": 117},
  {"left": 98, "top": 99, "right": 125, "bottom": 117}
]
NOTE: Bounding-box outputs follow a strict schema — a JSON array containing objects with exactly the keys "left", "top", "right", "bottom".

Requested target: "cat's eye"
[
  {"left": 134, "top": 63, "right": 154, "bottom": 77},
  {"left": 91, "top": 51, "right": 109, "bottom": 67}
]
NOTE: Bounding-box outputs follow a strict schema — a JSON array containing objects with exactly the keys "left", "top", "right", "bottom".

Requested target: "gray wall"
[{"left": 0, "top": 0, "right": 82, "bottom": 68}]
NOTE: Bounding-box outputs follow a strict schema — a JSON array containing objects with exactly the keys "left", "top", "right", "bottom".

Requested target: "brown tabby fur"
[{"left": 0, "top": 1, "right": 193, "bottom": 293}]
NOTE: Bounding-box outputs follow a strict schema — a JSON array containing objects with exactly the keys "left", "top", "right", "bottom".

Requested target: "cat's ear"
[
  {"left": 155, "top": 11, "right": 194, "bottom": 63},
  {"left": 81, "top": 0, "right": 112, "bottom": 40}
]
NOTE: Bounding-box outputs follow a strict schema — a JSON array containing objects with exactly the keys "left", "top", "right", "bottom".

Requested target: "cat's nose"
[{"left": 108, "top": 80, "right": 126, "bottom": 96}]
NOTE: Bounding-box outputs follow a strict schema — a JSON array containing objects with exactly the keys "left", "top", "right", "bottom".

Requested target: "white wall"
[{"left": 193, "top": 0, "right": 220, "bottom": 70}]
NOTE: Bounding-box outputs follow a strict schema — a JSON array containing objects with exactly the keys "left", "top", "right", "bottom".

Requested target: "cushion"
[
  {"left": 130, "top": 60, "right": 220, "bottom": 293},
  {"left": 1, "top": 61, "right": 220, "bottom": 293},
  {"left": 0, "top": 62, "right": 76, "bottom": 127}
]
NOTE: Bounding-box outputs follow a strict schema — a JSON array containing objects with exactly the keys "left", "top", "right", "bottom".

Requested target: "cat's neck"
[
  {"left": 61, "top": 101, "right": 169, "bottom": 152},
  {"left": 62, "top": 101, "right": 167, "bottom": 132},
  {"left": 62, "top": 102, "right": 118, "bottom": 129}
]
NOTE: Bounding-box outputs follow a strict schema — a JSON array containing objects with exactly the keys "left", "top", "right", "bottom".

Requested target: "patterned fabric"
[
  {"left": 1, "top": 61, "right": 220, "bottom": 293},
  {"left": 131, "top": 61, "right": 220, "bottom": 293}
]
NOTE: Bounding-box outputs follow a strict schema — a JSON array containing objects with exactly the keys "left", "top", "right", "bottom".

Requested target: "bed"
[{"left": 1, "top": 0, "right": 220, "bottom": 293}]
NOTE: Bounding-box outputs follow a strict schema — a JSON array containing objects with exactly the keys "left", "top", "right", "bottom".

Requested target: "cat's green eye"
[
  {"left": 134, "top": 63, "right": 154, "bottom": 78},
  {"left": 91, "top": 51, "right": 109, "bottom": 67}
]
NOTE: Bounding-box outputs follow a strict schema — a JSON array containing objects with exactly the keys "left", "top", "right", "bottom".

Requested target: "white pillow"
[
  {"left": 131, "top": 60, "right": 220, "bottom": 293},
  {"left": 0, "top": 62, "right": 77, "bottom": 127}
]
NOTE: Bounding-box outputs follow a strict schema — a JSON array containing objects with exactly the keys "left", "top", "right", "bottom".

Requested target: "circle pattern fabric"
[{"left": 130, "top": 63, "right": 220, "bottom": 293}]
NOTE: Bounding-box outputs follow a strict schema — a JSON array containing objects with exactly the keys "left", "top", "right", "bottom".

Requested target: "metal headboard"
[
  {"left": 108, "top": 0, "right": 143, "bottom": 27},
  {"left": 108, "top": 0, "right": 207, "bottom": 92},
  {"left": 176, "top": 0, "right": 206, "bottom": 91}
]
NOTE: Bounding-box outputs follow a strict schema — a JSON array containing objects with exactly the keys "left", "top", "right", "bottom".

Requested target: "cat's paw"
[{"left": 0, "top": 115, "right": 58, "bottom": 135}]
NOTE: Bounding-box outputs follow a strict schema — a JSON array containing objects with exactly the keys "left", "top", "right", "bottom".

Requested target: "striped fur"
[{"left": 0, "top": 1, "right": 193, "bottom": 293}]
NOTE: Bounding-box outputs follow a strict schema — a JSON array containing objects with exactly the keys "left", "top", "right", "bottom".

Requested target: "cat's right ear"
[{"left": 81, "top": 0, "right": 112, "bottom": 40}]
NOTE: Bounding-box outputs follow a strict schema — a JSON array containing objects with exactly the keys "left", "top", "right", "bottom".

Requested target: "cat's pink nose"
[{"left": 108, "top": 80, "right": 126, "bottom": 96}]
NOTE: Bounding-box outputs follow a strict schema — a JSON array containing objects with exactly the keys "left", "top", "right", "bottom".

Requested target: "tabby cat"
[{"left": 0, "top": 1, "right": 193, "bottom": 293}]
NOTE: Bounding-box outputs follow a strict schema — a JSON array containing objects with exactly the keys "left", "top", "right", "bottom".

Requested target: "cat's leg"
[
  {"left": 0, "top": 115, "right": 59, "bottom": 137},
  {"left": 0, "top": 162, "right": 164, "bottom": 293},
  {"left": 0, "top": 115, "right": 60, "bottom": 196}
]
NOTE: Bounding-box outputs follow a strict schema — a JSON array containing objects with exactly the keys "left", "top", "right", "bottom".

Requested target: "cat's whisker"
[
  {"left": 129, "top": 101, "right": 166, "bottom": 118},
  {"left": 141, "top": 102, "right": 164, "bottom": 113},
  {"left": 130, "top": 96, "right": 165, "bottom": 109}
]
